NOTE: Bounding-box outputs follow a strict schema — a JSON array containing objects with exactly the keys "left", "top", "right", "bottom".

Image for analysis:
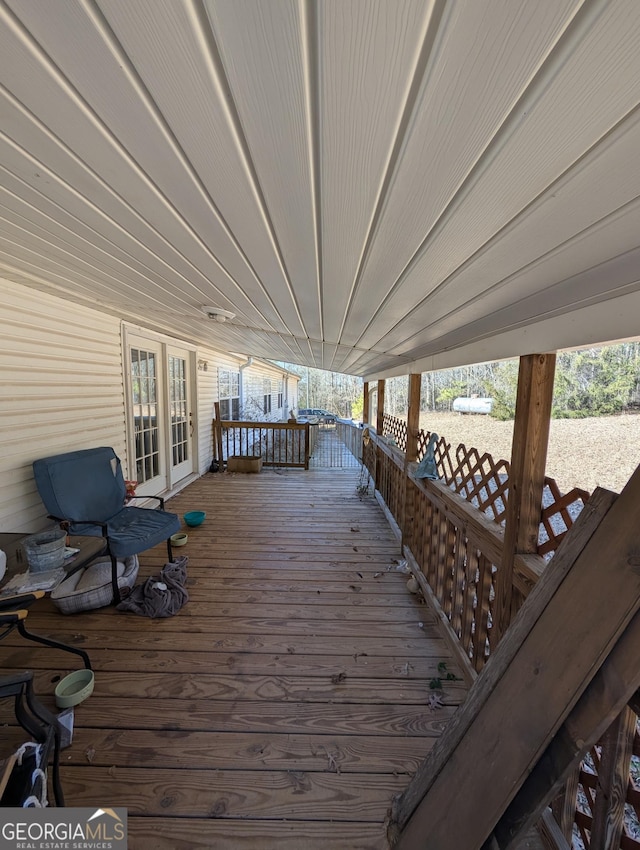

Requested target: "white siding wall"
[
  {"left": 286, "top": 375, "right": 298, "bottom": 416},
  {"left": 242, "top": 361, "right": 289, "bottom": 422},
  {"left": 194, "top": 346, "right": 242, "bottom": 475},
  {"left": 0, "top": 279, "right": 126, "bottom": 532},
  {"left": 0, "top": 279, "right": 302, "bottom": 528}
]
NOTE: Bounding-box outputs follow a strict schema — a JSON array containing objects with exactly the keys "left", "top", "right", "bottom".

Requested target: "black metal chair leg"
[
  {"left": 17, "top": 620, "right": 92, "bottom": 670},
  {"left": 49, "top": 725, "right": 64, "bottom": 806},
  {"left": 22, "top": 678, "right": 65, "bottom": 807},
  {"left": 166, "top": 537, "right": 174, "bottom": 563},
  {"left": 110, "top": 553, "right": 121, "bottom": 605}
]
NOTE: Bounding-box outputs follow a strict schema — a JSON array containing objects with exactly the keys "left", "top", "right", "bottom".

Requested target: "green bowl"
[
  {"left": 54, "top": 669, "right": 95, "bottom": 708},
  {"left": 171, "top": 532, "right": 189, "bottom": 546},
  {"left": 183, "top": 511, "right": 206, "bottom": 527}
]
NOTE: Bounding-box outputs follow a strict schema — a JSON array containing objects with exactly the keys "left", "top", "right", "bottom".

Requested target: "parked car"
[{"left": 297, "top": 408, "right": 338, "bottom": 424}]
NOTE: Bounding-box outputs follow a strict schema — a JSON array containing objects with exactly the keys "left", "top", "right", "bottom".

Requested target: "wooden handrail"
[{"left": 211, "top": 418, "right": 312, "bottom": 469}]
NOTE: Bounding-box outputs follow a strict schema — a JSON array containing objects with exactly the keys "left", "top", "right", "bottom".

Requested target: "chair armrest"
[
  {"left": 47, "top": 514, "right": 109, "bottom": 533},
  {"left": 0, "top": 670, "right": 33, "bottom": 693},
  {"left": 0, "top": 591, "right": 45, "bottom": 612},
  {"left": 0, "top": 609, "right": 28, "bottom": 624}
]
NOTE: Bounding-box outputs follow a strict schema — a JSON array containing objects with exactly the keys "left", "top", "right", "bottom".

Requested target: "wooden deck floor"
[{"left": 2, "top": 468, "right": 468, "bottom": 849}]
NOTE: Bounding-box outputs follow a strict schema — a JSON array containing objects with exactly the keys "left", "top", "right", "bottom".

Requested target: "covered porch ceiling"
[{"left": 1, "top": 0, "right": 639, "bottom": 380}]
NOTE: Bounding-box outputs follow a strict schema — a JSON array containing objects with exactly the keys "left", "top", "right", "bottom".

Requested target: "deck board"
[{"left": 1, "top": 468, "right": 468, "bottom": 848}]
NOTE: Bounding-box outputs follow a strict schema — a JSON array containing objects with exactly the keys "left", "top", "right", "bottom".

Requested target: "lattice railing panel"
[
  {"left": 417, "top": 429, "right": 509, "bottom": 525},
  {"left": 382, "top": 414, "right": 407, "bottom": 452},
  {"left": 538, "top": 476, "right": 590, "bottom": 560},
  {"left": 448, "top": 445, "right": 510, "bottom": 525},
  {"left": 417, "top": 427, "right": 591, "bottom": 548},
  {"left": 572, "top": 714, "right": 640, "bottom": 850}
]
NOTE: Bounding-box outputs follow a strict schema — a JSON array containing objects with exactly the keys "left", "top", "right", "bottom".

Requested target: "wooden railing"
[
  {"left": 212, "top": 419, "right": 312, "bottom": 469},
  {"left": 359, "top": 416, "right": 639, "bottom": 850},
  {"left": 335, "top": 420, "right": 363, "bottom": 461}
]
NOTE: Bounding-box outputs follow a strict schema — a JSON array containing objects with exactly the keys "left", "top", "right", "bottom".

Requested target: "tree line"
[{"left": 279, "top": 342, "right": 640, "bottom": 422}]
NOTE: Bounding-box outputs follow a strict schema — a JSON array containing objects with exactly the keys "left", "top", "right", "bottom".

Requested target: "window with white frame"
[
  {"left": 263, "top": 378, "right": 272, "bottom": 415},
  {"left": 219, "top": 369, "right": 240, "bottom": 420},
  {"left": 277, "top": 380, "right": 284, "bottom": 409}
]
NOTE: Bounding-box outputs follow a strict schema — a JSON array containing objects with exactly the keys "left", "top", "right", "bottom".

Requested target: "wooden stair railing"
[{"left": 387, "top": 464, "right": 640, "bottom": 850}]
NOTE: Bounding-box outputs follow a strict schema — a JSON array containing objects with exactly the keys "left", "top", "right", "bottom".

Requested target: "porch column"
[
  {"left": 402, "top": 373, "right": 422, "bottom": 548},
  {"left": 494, "top": 352, "right": 556, "bottom": 641},
  {"left": 362, "top": 381, "right": 370, "bottom": 426},
  {"left": 374, "top": 379, "right": 385, "bottom": 489},
  {"left": 375, "top": 379, "right": 385, "bottom": 435},
  {"left": 405, "top": 373, "right": 421, "bottom": 463}
]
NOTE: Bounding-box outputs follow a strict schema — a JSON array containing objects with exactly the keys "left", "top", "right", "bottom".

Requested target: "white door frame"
[
  {"left": 124, "top": 327, "right": 197, "bottom": 495},
  {"left": 167, "top": 345, "right": 195, "bottom": 484}
]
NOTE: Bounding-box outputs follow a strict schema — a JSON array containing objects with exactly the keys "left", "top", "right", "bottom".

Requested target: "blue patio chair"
[{"left": 32, "top": 447, "right": 180, "bottom": 605}]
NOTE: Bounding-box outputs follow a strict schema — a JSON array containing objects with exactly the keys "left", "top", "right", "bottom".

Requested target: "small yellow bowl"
[
  {"left": 54, "top": 669, "right": 95, "bottom": 708},
  {"left": 171, "top": 532, "right": 189, "bottom": 547}
]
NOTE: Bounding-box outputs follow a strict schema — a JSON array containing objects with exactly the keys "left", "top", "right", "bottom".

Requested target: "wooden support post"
[
  {"left": 401, "top": 374, "right": 422, "bottom": 549},
  {"left": 363, "top": 381, "right": 370, "bottom": 426},
  {"left": 551, "top": 767, "right": 580, "bottom": 843},
  {"left": 589, "top": 706, "right": 637, "bottom": 850},
  {"left": 376, "top": 379, "right": 385, "bottom": 436},
  {"left": 495, "top": 353, "right": 556, "bottom": 641},
  {"left": 375, "top": 379, "right": 385, "bottom": 490},
  {"left": 405, "top": 374, "right": 421, "bottom": 463}
]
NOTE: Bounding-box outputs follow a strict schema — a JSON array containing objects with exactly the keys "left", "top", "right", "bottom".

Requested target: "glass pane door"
[
  {"left": 131, "top": 346, "right": 163, "bottom": 489},
  {"left": 168, "top": 350, "right": 193, "bottom": 482}
]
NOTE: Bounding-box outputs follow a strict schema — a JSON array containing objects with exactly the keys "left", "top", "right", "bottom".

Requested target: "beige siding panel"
[
  {"left": 244, "top": 361, "right": 288, "bottom": 423},
  {"left": 195, "top": 348, "right": 247, "bottom": 474},
  {"left": 195, "top": 345, "right": 222, "bottom": 476},
  {"left": 194, "top": 350, "right": 300, "bottom": 474},
  {"left": 0, "top": 279, "right": 126, "bottom": 531}
]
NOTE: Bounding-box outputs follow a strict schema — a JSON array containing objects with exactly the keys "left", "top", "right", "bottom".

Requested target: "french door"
[
  {"left": 168, "top": 348, "right": 193, "bottom": 482},
  {"left": 127, "top": 334, "right": 195, "bottom": 495}
]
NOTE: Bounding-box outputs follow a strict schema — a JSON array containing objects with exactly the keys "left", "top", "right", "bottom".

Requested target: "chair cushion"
[
  {"left": 104, "top": 506, "right": 181, "bottom": 558},
  {"left": 33, "top": 447, "right": 126, "bottom": 522}
]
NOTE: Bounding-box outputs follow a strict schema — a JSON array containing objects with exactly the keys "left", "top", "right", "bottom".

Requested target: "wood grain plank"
[
  {"left": 1, "top": 648, "right": 457, "bottom": 679},
  {"left": 62, "top": 728, "right": 436, "bottom": 774},
  {"left": 0, "top": 630, "right": 446, "bottom": 657},
  {"left": 29, "top": 670, "right": 466, "bottom": 706},
  {"left": 126, "top": 817, "right": 387, "bottom": 850},
  {"left": 60, "top": 766, "right": 406, "bottom": 819},
  {"left": 59, "top": 697, "right": 456, "bottom": 736}
]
